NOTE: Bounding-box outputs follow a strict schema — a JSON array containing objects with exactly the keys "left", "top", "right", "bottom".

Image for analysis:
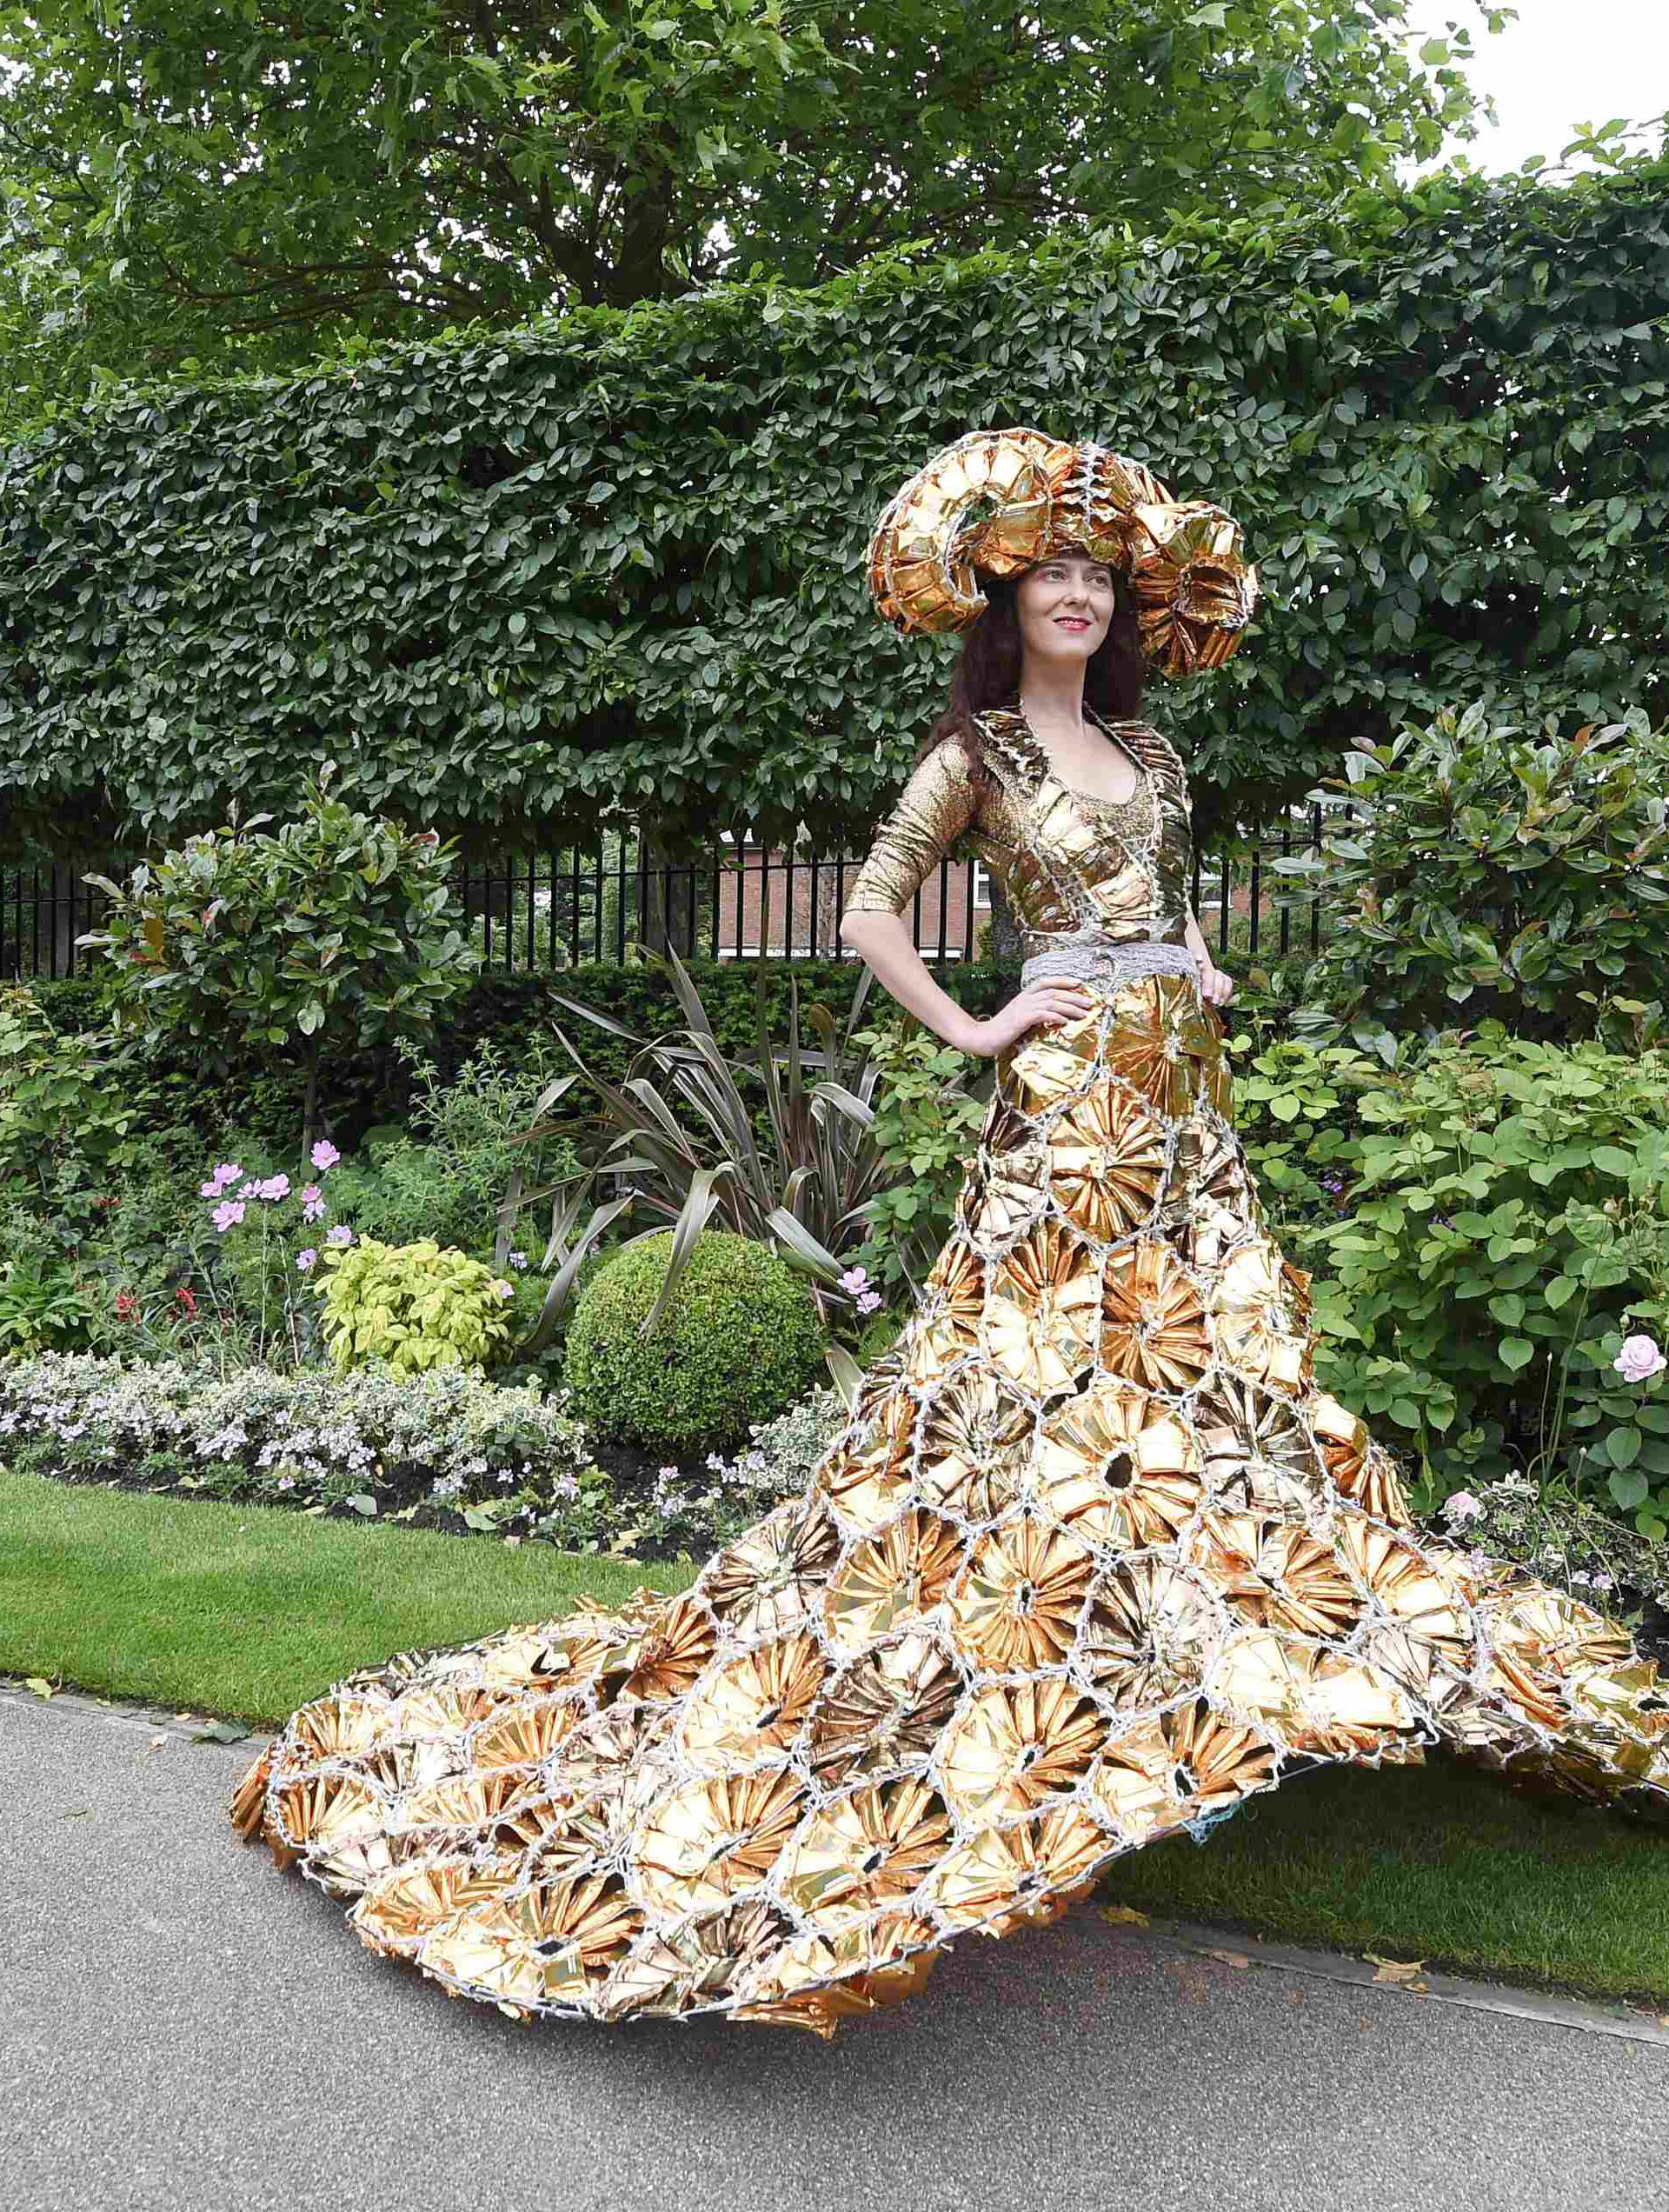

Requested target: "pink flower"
[
  {"left": 856, "top": 1289, "right": 883, "bottom": 1316},
  {"left": 236, "top": 1179, "right": 258, "bottom": 1198},
  {"left": 1440, "top": 1490, "right": 1481, "bottom": 1523},
  {"left": 324, "top": 1224, "right": 353, "bottom": 1249},
  {"left": 200, "top": 1161, "right": 243, "bottom": 1197},
  {"left": 295, "top": 1249, "right": 318, "bottom": 1274},
  {"left": 256, "top": 1173, "right": 291, "bottom": 1203},
  {"left": 839, "top": 1265, "right": 871, "bottom": 1296},
  {"left": 1614, "top": 1333, "right": 1666, "bottom": 1384},
  {"left": 211, "top": 1200, "right": 247, "bottom": 1234},
  {"left": 300, "top": 1184, "right": 325, "bottom": 1223},
  {"left": 311, "top": 1140, "right": 341, "bottom": 1172}
]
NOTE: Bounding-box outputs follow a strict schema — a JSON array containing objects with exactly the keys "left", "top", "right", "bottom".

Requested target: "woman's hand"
[
  {"left": 1194, "top": 954, "right": 1235, "bottom": 1008},
  {"left": 956, "top": 978, "right": 1096, "bottom": 1057}
]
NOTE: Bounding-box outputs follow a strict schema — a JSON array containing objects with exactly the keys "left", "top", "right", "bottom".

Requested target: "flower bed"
[{"left": 0, "top": 1353, "right": 845, "bottom": 1561}]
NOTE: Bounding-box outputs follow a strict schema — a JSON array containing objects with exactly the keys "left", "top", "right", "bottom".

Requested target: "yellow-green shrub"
[{"left": 315, "top": 1236, "right": 514, "bottom": 1376}]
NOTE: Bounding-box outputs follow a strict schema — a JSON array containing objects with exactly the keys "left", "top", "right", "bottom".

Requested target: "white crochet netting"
[{"left": 236, "top": 975, "right": 1669, "bottom": 2037}]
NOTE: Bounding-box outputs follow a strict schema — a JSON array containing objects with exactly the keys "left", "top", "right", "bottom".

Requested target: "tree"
[
  {"left": 83, "top": 780, "right": 482, "bottom": 1157},
  {"left": 0, "top": 0, "right": 1499, "bottom": 422}
]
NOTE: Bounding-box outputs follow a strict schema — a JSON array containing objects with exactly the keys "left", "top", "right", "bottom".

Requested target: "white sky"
[{"left": 1415, "top": 0, "right": 1669, "bottom": 170}]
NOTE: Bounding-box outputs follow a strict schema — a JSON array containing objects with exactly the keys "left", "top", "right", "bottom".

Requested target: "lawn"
[
  {"left": 0, "top": 1467, "right": 694, "bottom": 1720},
  {"left": 8, "top": 1465, "right": 1669, "bottom": 2006}
]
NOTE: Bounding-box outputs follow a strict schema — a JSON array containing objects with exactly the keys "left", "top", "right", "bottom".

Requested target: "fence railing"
[{"left": 2, "top": 810, "right": 1340, "bottom": 985}]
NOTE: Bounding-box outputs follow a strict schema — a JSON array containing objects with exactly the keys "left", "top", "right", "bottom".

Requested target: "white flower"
[
  {"left": 1614, "top": 1334, "right": 1667, "bottom": 1384},
  {"left": 1440, "top": 1490, "right": 1481, "bottom": 1523}
]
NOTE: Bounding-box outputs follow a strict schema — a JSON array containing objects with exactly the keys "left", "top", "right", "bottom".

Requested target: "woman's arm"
[
  {"left": 1182, "top": 904, "right": 1235, "bottom": 1006},
  {"left": 839, "top": 909, "right": 1094, "bottom": 1057}
]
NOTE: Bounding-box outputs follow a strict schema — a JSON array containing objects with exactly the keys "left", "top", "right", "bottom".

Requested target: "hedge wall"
[{"left": 4, "top": 164, "right": 1668, "bottom": 860}]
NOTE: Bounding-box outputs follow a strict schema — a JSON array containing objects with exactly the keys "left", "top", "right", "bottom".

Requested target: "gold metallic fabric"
[
  {"left": 865, "top": 426, "right": 1259, "bottom": 676},
  {"left": 233, "top": 780, "right": 1669, "bottom": 2039},
  {"left": 844, "top": 703, "right": 1192, "bottom": 963}
]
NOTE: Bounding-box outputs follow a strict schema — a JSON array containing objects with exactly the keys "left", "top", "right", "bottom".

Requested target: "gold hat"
[{"left": 866, "top": 426, "right": 1259, "bottom": 678}]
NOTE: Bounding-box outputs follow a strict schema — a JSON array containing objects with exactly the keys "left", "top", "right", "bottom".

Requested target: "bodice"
[{"left": 843, "top": 703, "right": 1194, "bottom": 958}]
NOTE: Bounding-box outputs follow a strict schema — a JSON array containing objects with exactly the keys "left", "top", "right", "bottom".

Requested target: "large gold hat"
[{"left": 866, "top": 427, "right": 1259, "bottom": 679}]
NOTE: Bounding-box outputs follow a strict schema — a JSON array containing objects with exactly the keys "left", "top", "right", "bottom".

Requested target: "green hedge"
[{"left": 3, "top": 165, "right": 1667, "bottom": 858}]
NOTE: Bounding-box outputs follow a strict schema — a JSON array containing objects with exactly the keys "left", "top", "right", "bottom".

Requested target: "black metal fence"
[{"left": 2, "top": 810, "right": 1339, "bottom": 985}]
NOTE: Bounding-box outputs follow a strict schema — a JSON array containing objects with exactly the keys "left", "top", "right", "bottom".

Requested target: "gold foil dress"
[{"left": 231, "top": 704, "right": 1669, "bottom": 2037}]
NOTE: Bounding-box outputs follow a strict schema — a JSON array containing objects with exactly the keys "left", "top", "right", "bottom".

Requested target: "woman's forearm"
[{"left": 838, "top": 911, "right": 982, "bottom": 1051}]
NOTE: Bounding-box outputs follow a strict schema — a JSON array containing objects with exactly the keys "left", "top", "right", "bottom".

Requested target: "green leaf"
[
  {"left": 1609, "top": 1467, "right": 1650, "bottom": 1510},
  {"left": 1497, "top": 1336, "right": 1534, "bottom": 1373},
  {"left": 1607, "top": 1424, "right": 1643, "bottom": 1470}
]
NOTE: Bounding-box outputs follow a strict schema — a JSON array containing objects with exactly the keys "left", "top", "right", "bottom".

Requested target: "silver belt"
[{"left": 1021, "top": 939, "right": 1199, "bottom": 992}]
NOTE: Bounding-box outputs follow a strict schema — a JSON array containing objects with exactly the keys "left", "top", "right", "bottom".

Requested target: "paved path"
[{"left": 6, "top": 1688, "right": 1669, "bottom": 2212}]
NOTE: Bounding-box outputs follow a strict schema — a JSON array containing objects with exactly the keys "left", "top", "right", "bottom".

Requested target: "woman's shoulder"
[{"left": 1103, "top": 715, "right": 1189, "bottom": 785}]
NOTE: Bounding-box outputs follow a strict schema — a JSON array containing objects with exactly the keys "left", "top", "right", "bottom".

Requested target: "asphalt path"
[{"left": 6, "top": 1688, "right": 1669, "bottom": 2212}]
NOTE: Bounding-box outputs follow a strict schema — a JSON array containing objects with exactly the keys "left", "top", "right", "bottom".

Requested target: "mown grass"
[
  {"left": 8, "top": 1466, "right": 1669, "bottom": 2002},
  {"left": 0, "top": 1468, "right": 694, "bottom": 1719}
]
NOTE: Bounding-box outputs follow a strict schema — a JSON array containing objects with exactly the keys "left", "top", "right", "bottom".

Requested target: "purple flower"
[
  {"left": 658, "top": 1465, "right": 680, "bottom": 1482},
  {"left": 856, "top": 1289, "right": 883, "bottom": 1316},
  {"left": 324, "top": 1225, "right": 354, "bottom": 1249},
  {"left": 300, "top": 1184, "right": 325, "bottom": 1223},
  {"left": 1614, "top": 1333, "right": 1666, "bottom": 1384},
  {"left": 236, "top": 1178, "right": 258, "bottom": 1199},
  {"left": 211, "top": 1200, "right": 247, "bottom": 1234},
  {"left": 508, "top": 1250, "right": 529, "bottom": 1270},
  {"left": 311, "top": 1139, "right": 341, "bottom": 1172},
  {"left": 295, "top": 1249, "right": 318, "bottom": 1275},
  {"left": 552, "top": 1471, "right": 579, "bottom": 1502},
  {"left": 839, "top": 1265, "right": 872, "bottom": 1296},
  {"left": 1440, "top": 1490, "right": 1481, "bottom": 1523},
  {"left": 493, "top": 1279, "right": 515, "bottom": 1301},
  {"left": 256, "top": 1173, "right": 290, "bottom": 1203}
]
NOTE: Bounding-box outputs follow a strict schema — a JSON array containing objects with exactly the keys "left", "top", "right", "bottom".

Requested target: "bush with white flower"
[
  {"left": 0, "top": 1353, "right": 598, "bottom": 1536},
  {"left": 1434, "top": 1469, "right": 1669, "bottom": 1638}
]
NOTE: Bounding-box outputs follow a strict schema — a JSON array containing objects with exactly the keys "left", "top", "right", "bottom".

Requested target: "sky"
[{"left": 1414, "top": 0, "right": 1669, "bottom": 171}]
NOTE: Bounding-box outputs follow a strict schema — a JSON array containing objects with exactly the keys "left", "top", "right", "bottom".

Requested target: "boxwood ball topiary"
[{"left": 565, "top": 1230, "right": 829, "bottom": 1454}]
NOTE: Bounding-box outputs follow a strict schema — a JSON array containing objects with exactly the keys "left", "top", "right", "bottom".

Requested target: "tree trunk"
[{"left": 637, "top": 826, "right": 698, "bottom": 958}]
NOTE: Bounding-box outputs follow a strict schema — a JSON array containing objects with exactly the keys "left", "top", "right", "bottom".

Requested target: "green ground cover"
[{"left": 8, "top": 1465, "right": 1669, "bottom": 2007}]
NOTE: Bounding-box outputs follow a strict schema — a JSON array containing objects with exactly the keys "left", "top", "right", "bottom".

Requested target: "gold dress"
[{"left": 231, "top": 703, "right": 1669, "bottom": 2036}]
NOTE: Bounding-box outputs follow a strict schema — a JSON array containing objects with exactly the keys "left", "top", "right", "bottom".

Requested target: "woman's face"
[{"left": 1013, "top": 549, "right": 1116, "bottom": 670}]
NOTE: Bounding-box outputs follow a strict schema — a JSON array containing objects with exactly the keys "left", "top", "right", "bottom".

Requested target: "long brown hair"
[{"left": 920, "top": 564, "right": 1148, "bottom": 771}]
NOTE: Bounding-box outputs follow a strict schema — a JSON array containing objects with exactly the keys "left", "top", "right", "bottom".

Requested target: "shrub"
[
  {"left": 565, "top": 1229, "right": 828, "bottom": 1452},
  {"left": 1434, "top": 1474, "right": 1669, "bottom": 1637},
  {"left": 0, "top": 1353, "right": 594, "bottom": 1532},
  {"left": 854, "top": 1021, "right": 986, "bottom": 1293},
  {"left": 322, "top": 1041, "right": 576, "bottom": 1258},
  {"left": 1287, "top": 1025, "right": 1669, "bottom": 1529},
  {"left": 1273, "top": 706, "right": 1669, "bottom": 1056},
  {"left": 83, "top": 778, "right": 481, "bottom": 1156},
  {"left": 0, "top": 981, "right": 153, "bottom": 1253},
  {"left": 315, "top": 1236, "right": 516, "bottom": 1376},
  {"left": 515, "top": 950, "right": 890, "bottom": 1350}
]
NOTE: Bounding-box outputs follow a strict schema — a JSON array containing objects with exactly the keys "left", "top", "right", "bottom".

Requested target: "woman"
[{"left": 232, "top": 429, "right": 1669, "bottom": 2038}]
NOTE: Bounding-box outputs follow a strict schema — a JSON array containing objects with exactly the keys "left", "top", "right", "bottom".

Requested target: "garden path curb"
[{"left": 9, "top": 1673, "right": 1668, "bottom": 2047}]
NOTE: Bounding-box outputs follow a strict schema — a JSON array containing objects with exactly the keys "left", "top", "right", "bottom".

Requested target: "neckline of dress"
[{"left": 1007, "top": 702, "right": 1154, "bottom": 817}]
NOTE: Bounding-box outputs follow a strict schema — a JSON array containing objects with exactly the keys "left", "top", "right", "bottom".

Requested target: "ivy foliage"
[{"left": 3, "top": 160, "right": 1666, "bottom": 858}]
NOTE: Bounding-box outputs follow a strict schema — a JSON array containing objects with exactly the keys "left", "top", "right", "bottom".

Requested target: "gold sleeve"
[{"left": 842, "top": 736, "right": 980, "bottom": 917}]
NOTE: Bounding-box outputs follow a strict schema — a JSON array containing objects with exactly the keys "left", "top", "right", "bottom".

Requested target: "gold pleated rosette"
[{"left": 865, "top": 425, "right": 1259, "bottom": 678}]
